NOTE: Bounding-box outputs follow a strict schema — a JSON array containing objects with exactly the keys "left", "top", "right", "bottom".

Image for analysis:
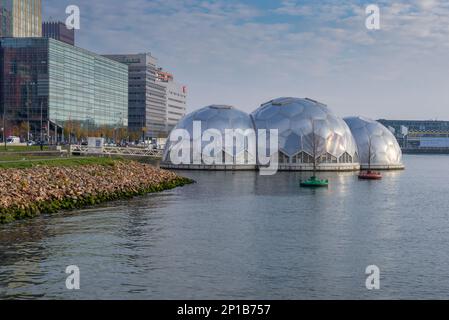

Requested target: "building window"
[
  {"left": 339, "top": 152, "right": 353, "bottom": 163},
  {"left": 319, "top": 153, "right": 338, "bottom": 164},
  {"left": 279, "top": 152, "right": 290, "bottom": 164},
  {"left": 292, "top": 151, "right": 314, "bottom": 164}
]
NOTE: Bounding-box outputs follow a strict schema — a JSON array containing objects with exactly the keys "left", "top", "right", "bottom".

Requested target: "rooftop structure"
[
  {"left": 156, "top": 68, "right": 187, "bottom": 133},
  {"left": 42, "top": 21, "right": 74, "bottom": 46}
]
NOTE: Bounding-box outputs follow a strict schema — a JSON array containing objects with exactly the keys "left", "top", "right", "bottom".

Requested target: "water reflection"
[{"left": 2, "top": 155, "right": 449, "bottom": 299}]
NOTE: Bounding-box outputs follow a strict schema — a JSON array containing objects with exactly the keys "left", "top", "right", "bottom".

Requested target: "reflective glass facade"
[
  {"left": 0, "top": 0, "right": 42, "bottom": 37},
  {"left": 0, "top": 38, "right": 128, "bottom": 140}
]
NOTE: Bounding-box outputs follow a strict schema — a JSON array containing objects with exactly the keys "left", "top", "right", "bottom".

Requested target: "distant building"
[
  {"left": 378, "top": 119, "right": 449, "bottom": 133},
  {"left": 42, "top": 21, "right": 74, "bottom": 45},
  {"left": 103, "top": 53, "right": 168, "bottom": 139},
  {"left": 0, "top": 0, "right": 42, "bottom": 37},
  {"left": 157, "top": 69, "right": 187, "bottom": 132},
  {"left": 0, "top": 38, "right": 128, "bottom": 142},
  {"left": 379, "top": 119, "right": 449, "bottom": 151}
]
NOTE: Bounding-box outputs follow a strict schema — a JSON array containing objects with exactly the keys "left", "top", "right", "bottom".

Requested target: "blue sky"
[{"left": 44, "top": 0, "right": 449, "bottom": 120}]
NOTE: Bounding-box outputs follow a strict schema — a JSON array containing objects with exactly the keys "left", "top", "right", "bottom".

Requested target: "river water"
[{"left": 1, "top": 155, "right": 449, "bottom": 299}]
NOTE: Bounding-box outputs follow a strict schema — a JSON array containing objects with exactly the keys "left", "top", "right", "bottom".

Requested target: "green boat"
[{"left": 300, "top": 176, "right": 329, "bottom": 187}]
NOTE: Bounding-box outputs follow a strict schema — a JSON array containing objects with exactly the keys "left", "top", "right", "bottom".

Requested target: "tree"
[
  {"left": 64, "top": 120, "right": 74, "bottom": 144},
  {"left": 72, "top": 121, "right": 82, "bottom": 142},
  {"left": 11, "top": 125, "right": 20, "bottom": 137},
  {"left": 116, "top": 127, "right": 127, "bottom": 142},
  {"left": 99, "top": 125, "right": 113, "bottom": 140},
  {"left": 129, "top": 131, "right": 140, "bottom": 142},
  {"left": 19, "top": 122, "right": 30, "bottom": 141}
]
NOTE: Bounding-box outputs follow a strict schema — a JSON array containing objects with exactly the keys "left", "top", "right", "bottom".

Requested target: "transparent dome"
[
  {"left": 251, "top": 97, "right": 359, "bottom": 166},
  {"left": 344, "top": 116, "right": 403, "bottom": 168},
  {"left": 163, "top": 105, "right": 255, "bottom": 166}
]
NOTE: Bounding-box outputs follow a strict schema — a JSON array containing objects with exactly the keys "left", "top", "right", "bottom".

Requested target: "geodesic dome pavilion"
[
  {"left": 162, "top": 105, "right": 257, "bottom": 170},
  {"left": 344, "top": 116, "right": 404, "bottom": 170},
  {"left": 251, "top": 97, "right": 360, "bottom": 171}
]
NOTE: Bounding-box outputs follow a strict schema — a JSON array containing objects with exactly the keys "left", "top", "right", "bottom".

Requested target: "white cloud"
[
  {"left": 43, "top": 0, "right": 449, "bottom": 119},
  {"left": 274, "top": 0, "right": 313, "bottom": 16},
  {"left": 417, "top": 0, "right": 439, "bottom": 10}
]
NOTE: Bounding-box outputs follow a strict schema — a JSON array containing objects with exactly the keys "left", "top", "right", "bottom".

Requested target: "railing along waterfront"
[{"left": 70, "top": 145, "right": 163, "bottom": 158}]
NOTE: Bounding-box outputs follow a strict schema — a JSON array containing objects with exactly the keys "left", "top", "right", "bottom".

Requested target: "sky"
[{"left": 43, "top": 0, "right": 449, "bottom": 120}]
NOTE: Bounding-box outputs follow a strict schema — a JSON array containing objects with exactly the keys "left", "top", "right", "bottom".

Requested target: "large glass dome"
[
  {"left": 344, "top": 116, "right": 404, "bottom": 169},
  {"left": 162, "top": 105, "right": 256, "bottom": 169},
  {"left": 251, "top": 97, "right": 359, "bottom": 170}
]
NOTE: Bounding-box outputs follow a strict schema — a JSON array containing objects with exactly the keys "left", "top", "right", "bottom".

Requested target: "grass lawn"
[
  {"left": 0, "top": 156, "right": 121, "bottom": 169},
  {"left": 0, "top": 154, "right": 59, "bottom": 162},
  {"left": 0, "top": 145, "right": 50, "bottom": 152}
]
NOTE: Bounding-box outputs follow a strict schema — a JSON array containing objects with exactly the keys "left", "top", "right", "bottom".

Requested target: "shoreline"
[{"left": 0, "top": 160, "right": 193, "bottom": 224}]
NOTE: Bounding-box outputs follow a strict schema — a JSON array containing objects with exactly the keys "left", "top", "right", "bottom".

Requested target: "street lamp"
[
  {"left": 26, "top": 81, "right": 36, "bottom": 142},
  {"left": 114, "top": 112, "right": 123, "bottom": 144},
  {"left": 2, "top": 100, "right": 6, "bottom": 151},
  {"left": 40, "top": 100, "right": 44, "bottom": 151}
]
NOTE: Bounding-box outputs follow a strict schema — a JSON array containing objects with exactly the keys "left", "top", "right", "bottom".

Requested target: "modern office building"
[
  {"left": 378, "top": 119, "right": 449, "bottom": 151},
  {"left": 0, "top": 37, "right": 128, "bottom": 142},
  {"left": 0, "top": 0, "right": 42, "bottom": 38},
  {"left": 378, "top": 119, "right": 449, "bottom": 133},
  {"left": 104, "top": 53, "right": 167, "bottom": 139},
  {"left": 42, "top": 21, "right": 74, "bottom": 45},
  {"left": 157, "top": 69, "right": 187, "bottom": 132}
]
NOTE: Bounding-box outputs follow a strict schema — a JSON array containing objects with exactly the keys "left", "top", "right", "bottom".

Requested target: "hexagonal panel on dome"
[
  {"left": 281, "top": 131, "right": 302, "bottom": 156},
  {"left": 194, "top": 107, "right": 218, "bottom": 121},
  {"left": 205, "top": 115, "right": 231, "bottom": 132},
  {"left": 265, "top": 112, "right": 291, "bottom": 132},
  {"left": 291, "top": 116, "right": 313, "bottom": 136},
  {"left": 278, "top": 103, "right": 305, "bottom": 118},
  {"left": 256, "top": 104, "right": 280, "bottom": 121}
]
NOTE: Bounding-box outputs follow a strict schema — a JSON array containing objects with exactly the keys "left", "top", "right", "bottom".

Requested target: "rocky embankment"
[{"left": 0, "top": 160, "right": 192, "bottom": 224}]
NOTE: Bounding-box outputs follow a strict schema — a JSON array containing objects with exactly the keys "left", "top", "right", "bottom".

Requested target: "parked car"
[{"left": 6, "top": 136, "right": 20, "bottom": 144}]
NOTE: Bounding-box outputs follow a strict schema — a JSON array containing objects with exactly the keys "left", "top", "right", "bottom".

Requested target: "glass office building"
[
  {"left": 0, "top": 0, "right": 42, "bottom": 37},
  {"left": 0, "top": 37, "right": 128, "bottom": 142}
]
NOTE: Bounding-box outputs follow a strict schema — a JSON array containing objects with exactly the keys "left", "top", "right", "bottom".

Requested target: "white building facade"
[
  {"left": 159, "top": 76, "right": 187, "bottom": 133},
  {"left": 104, "top": 53, "right": 167, "bottom": 139}
]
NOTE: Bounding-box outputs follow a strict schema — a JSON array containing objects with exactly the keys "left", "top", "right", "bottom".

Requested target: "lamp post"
[
  {"left": 3, "top": 101, "right": 6, "bottom": 151},
  {"left": 26, "top": 81, "right": 35, "bottom": 142},
  {"left": 2, "top": 120, "right": 5, "bottom": 151},
  {"left": 40, "top": 100, "right": 44, "bottom": 151},
  {"left": 114, "top": 112, "right": 123, "bottom": 145},
  {"left": 54, "top": 110, "right": 59, "bottom": 145}
]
